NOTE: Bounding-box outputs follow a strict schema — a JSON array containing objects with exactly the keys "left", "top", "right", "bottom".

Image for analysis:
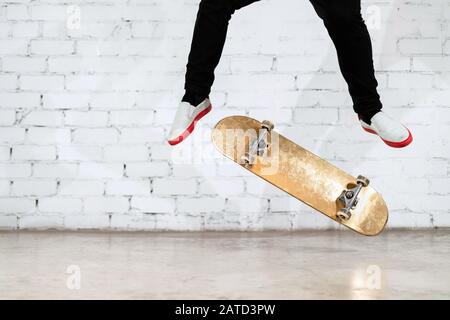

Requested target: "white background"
[{"left": 0, "top": 0, "right": 449, "bottom": 230}]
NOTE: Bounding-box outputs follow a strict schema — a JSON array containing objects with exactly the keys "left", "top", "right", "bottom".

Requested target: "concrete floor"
[{"left": 0, "top": 230, "right": 449, "bottom": 300}]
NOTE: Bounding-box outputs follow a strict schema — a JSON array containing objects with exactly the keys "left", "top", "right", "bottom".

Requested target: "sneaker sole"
[
  {"left": 167, "top": 104, "right": 212, "bottom": 146},
  {"left": 362, "top": 126, "right": 413, "bottom": 148}
]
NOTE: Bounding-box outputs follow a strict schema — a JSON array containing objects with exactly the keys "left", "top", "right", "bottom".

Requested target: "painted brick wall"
[{"left": 0, "top": 0, "right": 449, "bottom": 231}]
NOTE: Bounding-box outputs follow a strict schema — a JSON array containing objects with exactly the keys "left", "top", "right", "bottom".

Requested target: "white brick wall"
[{"left": 0, "top": 0, "right": 449, "bottom": 231}]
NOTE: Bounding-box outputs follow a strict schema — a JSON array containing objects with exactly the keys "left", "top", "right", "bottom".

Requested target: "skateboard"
[{"left": 211, "top": 115, "right": 388, "bottom": 236}]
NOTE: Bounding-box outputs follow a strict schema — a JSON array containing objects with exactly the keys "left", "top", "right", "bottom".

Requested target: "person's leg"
[
  {"left": 309, "top": 0, "right": 381, "bottom": 124},
  {"left": 310, "top": 0, "right": 412, "bottom": 148},
  {"left": 184, "top": 0, "right": 260, "bottom": 105},
  {"left": 169, "top": 0, "right": 260, "bottom": 145}
]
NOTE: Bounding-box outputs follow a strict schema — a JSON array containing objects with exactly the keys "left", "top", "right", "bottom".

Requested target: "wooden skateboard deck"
[{"left": 212, "top": 115, "right": 388, "bottom": 236}]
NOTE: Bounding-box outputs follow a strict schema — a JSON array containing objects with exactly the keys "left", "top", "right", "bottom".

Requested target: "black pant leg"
[
  {"left": 309, "top": 0, "right": 382, "bottom": 121},
  {"left": 185, "top": 0, "right": 261, "bottom": 97}
]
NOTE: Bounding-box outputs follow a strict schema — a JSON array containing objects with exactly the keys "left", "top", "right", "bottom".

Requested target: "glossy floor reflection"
[{"left": 0, "top": 230, "right": 449, "bottom": 299}]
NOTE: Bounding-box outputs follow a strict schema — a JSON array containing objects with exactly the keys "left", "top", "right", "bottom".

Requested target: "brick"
[
  {"left": 58, "top": 146, "right": 103, "bottom": 161},
  {"left": 64, "top": 214, "right": 110, "bottom": 230},
  {"left": 68, "top": 22, "right": 118, "bottom": 39},
  {"left": 0, "top": 93, "right": 40, "bottom": 109},
  {"left": 64, "top": 111, "right": 108, "bottom": 127},
  {"left": 0, "top": 180, "right": 11, "bottom": 196},
  {"left": 245, "top": 177, "right": 284, "bottom": 197},
  {"left": 0, "top": 40, "right": 28, "bottom": 54},
  {"left": 0, "top": 215, "right": 17, "bottom": 230},
  {"left": 12, "top": 145, "right": 56, "bottom": 160},
  {"left": 150, "top": 144, "right": 173, "bottom": 161},
  {"left": 109, "top": 214, "right": 156, "bottom": 231},
  {"left": 11, "top": 180, "right": 57, "bottom": 196},
  {"left": 104, "top": 145, "right": 149, "bottom": 161},
  {"left": 0, "top": 74, "right": 18, "bottom": 90},
  {"left": 42, "top": 21, "right": 65, "bottom": 38},
  {"left": 125, "top": 162, "right": 170, "bottom": 178},
  {"left": 258, "top": 213, "right": 292, "bottom": 231},
  {"left": 33, "top": 163, "right": 78, "bottom": 178},
  {"left": 388, "top": 212, "right": 433, "bottom": 229},
  {"left": 22, "top": 111, "right": 63, "bottom": 127},
  {"left": 90, "top": 93, "right": 136, "bottom": 110},
  {"left": 0, "top": 147, "right": 10, "bottom": 161},
  {"left": 177, "top": 197, "right": 225, "bottom": 214},
  {"left": 27, "top": 127, "right": 71, "bottom": 144},
  {"left": 59, "top": 180, "right": 104, "bottom": 196},
  {"left": 429, "top": 178, "right": 450, "bottom": 195},
  {"left": 293, "top": 107, "right": 339, "bottom": 125},
  {"left": 19, "top": 215, "right": 64, "bottom": 229},
  {"left": 49, "top": 57, "right": 136, "bottom": 73},
  {"left": 30, "top": 40, "right": 74, "bottom": 55},
  {"left": 0, "top": 110, "right": 16, "bottom": 126},
  {"left": 389, "top": 73, "right": 433, "bottom": 89},
  {"left": 38, "top": 197, "right": 83, "bottom": 213},
  {"left": 215, "top": 74, "right": 295, "bottom": 91},
  {"left": 11, "top": 21, "right": 39, "bottom": 37},
  {"left": 153, "top": 179, "right": 197, "bottom": 196},
  {"left": 153, "top": 214, "right": 202, "bottom": 231},
  {"left": 84, "top": 197, "right": 129, "bottom": 213},
  {"left": 398, "top": 39, "right": 442, "bottom": 55},
  {"left": 77, "top": 5, "right": 123, "bottom": 21},
  {"left": 0, "top": 198, "right": 35, "bottom": 213},
  {"left": 432, "top": 213, "right": 450, "bottom": 228},
  {"left": 78, "top": 162, "right": 123, "bottom": 179},
  {"left": 119, "top": 128, "right": 165, "bottom": 143},
  {"left": 172, "top": 164, "right": 216, "bottom": 178},
  {"left": 43, "top": 93, "right": 90, "bottom": 110},
  {"left": 6, "top": 4, "right": 29, "bottom": 20},
  {"left": 230, "top": 56, "right": 273, "bottom": 73},
  {"left": 105, "top": 180, "right": 150, "bottom": 196},
  {"left": 0, "top": 23, "right": 9, "bottom": 38},
  {"left": 73, "top": 128, "right": 119, "bottom": 145},
  {"left": 246, "top": 108, "right": 293, "bottom": 124},
  {"left": 0, "top": 164, "right": 31, "bottom": 178},
  {"left": 130, "top": 197, "right": 175, "bottom": 214},
  {"left": 21, "top": 75, "right": 65, "bottom": 91},
  {"left": 199, "top": 178, "right": 245, "bottom": 196},
  {"left": 65, "top": 75, "right": 113, "bottom": 91},
  {"left": 226, "top": 197, "right": 269, "bottom": 213},
  {"left": 109, "top": 111, "right": 154, "bottom": 126},
  {"left": 30, "top": 5, "right": 68, "bottom": 21},
  {"left": 277, "top": 56, "right": 325, "bottom": 72},
  {"left": 0, "top": 128, "right": 25, "bottom": 143}
]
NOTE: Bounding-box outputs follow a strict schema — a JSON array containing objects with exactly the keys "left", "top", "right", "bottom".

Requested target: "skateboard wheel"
[
  {"left": 356, "top": 175, "right": 370, "bottom": 187},
  {"left": 337, "top": 210, "right": 351, "bottom": 221},
  {"left": 262, "top": 120, "right": 274, "bottom": 131}
]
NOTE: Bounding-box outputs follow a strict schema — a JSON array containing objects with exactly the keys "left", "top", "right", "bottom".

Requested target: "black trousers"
[{"left": 185, "top": 0, "right": 382, "bottom": 120}]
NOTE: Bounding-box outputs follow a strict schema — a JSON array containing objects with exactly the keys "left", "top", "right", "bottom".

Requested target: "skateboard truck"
[
  {"left": 337, "top": 175, "right": 370, "bottom": 221},
  {"left": 241, "top": 120, "right": 274, "bottom": 167}
]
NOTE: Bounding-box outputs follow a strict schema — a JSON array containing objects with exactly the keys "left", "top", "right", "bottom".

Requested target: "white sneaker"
[
  {"left": 167, "top": 98, "right": 212, "bottom": 146},
  {"left": 360, "top": 112, "right": 413, "bottom": 148}
]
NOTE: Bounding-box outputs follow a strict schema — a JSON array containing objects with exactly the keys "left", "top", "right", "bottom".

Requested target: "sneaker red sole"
[
  {"left": 167, "top": 104, "right": 212, "bottom": 146},
  {"left": 362, "top": 126, "right": 413, "bottom": 148}
]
